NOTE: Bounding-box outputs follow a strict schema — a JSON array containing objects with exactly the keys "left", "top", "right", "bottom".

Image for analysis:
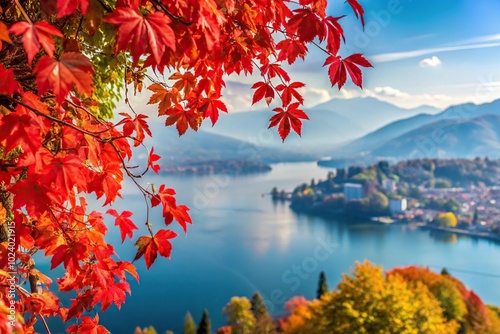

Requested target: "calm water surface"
[{"left": 43, "top": 163, "right": 500, "bottom": 333}]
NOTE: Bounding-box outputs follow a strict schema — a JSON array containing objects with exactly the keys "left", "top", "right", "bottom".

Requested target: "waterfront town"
[{"left": 272, "top": 158, "right": 500, "bottom": 239}]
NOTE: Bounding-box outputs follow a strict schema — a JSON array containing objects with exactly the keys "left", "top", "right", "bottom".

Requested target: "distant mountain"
[
  {"left": 142, "top": 123, "right": 314, "bottom": 164},
  {"left": 311, "top": 97, "right": 440, "bottom": 131},
  {"left": 335, "top": 113, "right": 435, "bottom": 156},
  {"left": 371, "top": 114, "right": 500, "bottom": 158},
  {"left": 336, "top": 98, "right": 500, "bottom": 157},
  {"left": 204, "top": 109, "right": 366, "bottom": 152}
]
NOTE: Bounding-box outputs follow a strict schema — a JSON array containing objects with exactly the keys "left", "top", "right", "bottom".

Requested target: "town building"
[
  {"left": 389, "top": 198, "right": 407, "bottom": 214},
  {"left": 344, "top": 183, "right": 364, "bottom": 201}
]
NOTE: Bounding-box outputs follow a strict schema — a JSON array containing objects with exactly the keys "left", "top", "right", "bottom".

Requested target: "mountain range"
[
  {"left": 203, "top": 97, "right": 440, "bottom": 153},
  {"left": 310, "top": 97, "right": 439, "bottom": 130},
  {"left": 147, "top": 97, "right": 500, "bottom": 164},
  {"left": 336, "top": 99, "right": 500, "bottom": 159}
]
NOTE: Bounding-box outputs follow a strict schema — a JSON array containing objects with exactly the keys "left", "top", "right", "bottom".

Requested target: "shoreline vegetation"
[
  {"left": 271, "top": 157, "right": 500, "bottom": 243},
  {"left": 135, "top": 262, "right": 500, "bottom": 334}
]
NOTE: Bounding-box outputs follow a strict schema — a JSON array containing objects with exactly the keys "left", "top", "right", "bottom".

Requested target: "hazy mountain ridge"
[
  {"left": 336, "top": 99, "right": 500, "bottom": 158},
  {"left": 203, "top": 109, "right": 366, "bottom": 152},
  {"left": 143, "top": 98, "right": 500, "bottom": 164},
  {"left": 203, "top": 96, "right": 442, "bottom": 153},
  {"left": 310, "top": 96, "right": 440, "bottom": 130},
  {"left": 372, "top": 114, "right": 500, "bottom": 159}
]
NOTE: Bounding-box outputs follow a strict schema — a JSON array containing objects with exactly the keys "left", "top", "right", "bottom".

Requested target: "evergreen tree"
[
  {"left": 317, "top": 271, "right": 329, "bottom": 299},
  {"left": 441, "top": 267, "right": 450, "bottom": 276},
  {"left": 473, "top": 208, "right": 479, "bottom": 225},
  {"left": 184, "top": 312, "right": 197, "bottom": 334},
  {"left": 250, "top": 292, "right": 274, "bottom": 334},
  {"left": 251, "top": 292, "right": 269, "bottom": 320},
  {"left": 197, "top": 309, "right": 211, "bottom": 334}
]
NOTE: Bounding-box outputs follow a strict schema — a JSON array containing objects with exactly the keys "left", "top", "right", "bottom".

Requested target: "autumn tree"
[
  {"left": 184, "top": 312, "right": 196, "bottom": 334},
  {"left": 0, "top": 0, "right": 370, "bottom": 332},
  {"left": 437, "top": 212, "right": 458, "bottom": 228},
  {"left": 388, "top": 266, "right": 467, "bottom": 325},
  {"left": 313, "top": 261, "right": 459, "bottom": 333},
  {"left": 277, "top": 296, "right": 317, "bottom": 334},
  {"left": 222, "top": 297, "right": 256, "bottom": 334}
]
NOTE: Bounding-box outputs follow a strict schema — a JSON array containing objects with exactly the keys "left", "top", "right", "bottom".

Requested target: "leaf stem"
[{"left": 14, "top": 0, "right": 33, "bottom": 24}]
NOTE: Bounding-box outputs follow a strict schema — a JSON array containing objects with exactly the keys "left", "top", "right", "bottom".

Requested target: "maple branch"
[
  {"left": 150, "top": 0, "right": 193, "bottom": 26},
  {"left": 17, "top": 285, "right": 53, "bottom": 334},
  {"left": 39, "top": 315, "right": 52, "bottom": 334},
  {"left": 8, "top": 96, "right": 119, "bottom": 139},
  {"left": 75, "top": 16, "right": 84, "bottom": 39},
  {"left": 95, "top": 0, "right": 112, "bottom": 13},
  {"left": 263, "top": 24, "right": 334, "bottom": 56},
  {"left": 13, "top": 0, "right": 32, "bottom": 24},
  {"left": 48, "top": 207, "right": 73, "bottom": 243}
]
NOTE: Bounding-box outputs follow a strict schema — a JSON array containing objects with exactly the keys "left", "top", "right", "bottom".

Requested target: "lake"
[{"left": 42, "top": 162, "right": 500, "bottom": 333}]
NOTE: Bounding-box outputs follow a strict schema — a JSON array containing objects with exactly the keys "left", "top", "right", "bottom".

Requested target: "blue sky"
[{"left": 224, "top": 0, "right": 500, "bottom": 112}]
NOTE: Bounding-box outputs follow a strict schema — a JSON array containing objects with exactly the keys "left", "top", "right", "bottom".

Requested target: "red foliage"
[{"left": 0, "top": 0, "right": 370, "bottom": 332}]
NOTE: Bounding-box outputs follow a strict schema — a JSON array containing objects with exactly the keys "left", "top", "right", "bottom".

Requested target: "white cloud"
[
  {"left": 331, "top": 86, "right": 456, "bottom": 110},
  {"left": 374, "top": 86, "right": 410, "bottom": 98},
  {"left": 302, "top": 88, "right": 332, "bottom": 108},
  {"left": 371, "top": 87, "right": 455, "bottom": 109},
  {"left": 450, "top": 33, "right": 500, "bottom": 45},
  {"left": 370, "top": 42, "right": 500, "bottom": 63},
  {"left": 419, "top": 56, "right": 442, "bottom": 68}
]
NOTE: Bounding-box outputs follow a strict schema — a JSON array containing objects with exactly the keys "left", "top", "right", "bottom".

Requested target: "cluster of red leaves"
[{"left": 0, "top": 0, "right": 369, "bottom": 332}]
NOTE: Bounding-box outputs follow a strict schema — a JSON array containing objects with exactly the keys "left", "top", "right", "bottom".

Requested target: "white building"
[
  {"left": 389, "top": 198, "right": 407, "bottom": 214},
  {"left": 344, "top": 183, "right": 364, "bottom": 201}
]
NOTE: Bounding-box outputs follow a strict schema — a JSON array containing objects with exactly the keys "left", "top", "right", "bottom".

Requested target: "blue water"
[{"left": 41, "top": 162, "right": 500, "bottom": 333}]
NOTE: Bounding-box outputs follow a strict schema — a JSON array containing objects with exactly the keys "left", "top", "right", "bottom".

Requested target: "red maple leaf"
[
  {"left": 165, "top": 104, "right": 202, "bottom": 135},
  {"left": 93, "top": 281, "right": 130, "bottom": 311},
  {"left": 50, "top": 242, "right": 87, "bottom": 272},
  {"left": 0, "top": 107, "right": 42, "bottom": 162},
  {"left": 34, "top": 52, "right": 94, "bottom": 103},
  {"left": 106, "top": 209, "right": 138, "bottom": 243},
  {"left": 268, "top": 102, "right": 309, "bottom": 141},
  {"left": 117, "top": 113, "right": 152, "bottom": 146},
  {"left": 276, "top": 39, "right": 308, "bottom": 65},
  {"left": 276, "top": 82, "right": 305, "bottom": 106},
  {"left": 104, "top": 8, "right": 176, "bottom": 65},
  {"left": 252, "top": 81, "right": 275, "bottom": 106},
  {"left": 324, "top": 53, "right": 372, "bottom": 89},
  {"left": 346, "top": 0, "right": 365, "bottom": 26},
  {"left": 262, "top": 63, "right": 291, "bottom": 82},
  {"left": 57, "top": 0, "right": 89, "bottom": 18},
  {"left": 133, "top": 229, "right": 178, "bottom": 269},
  {"left": 67, "top": 315, "right": 108, "bottom": 334},
  {"left": 0, "top": 64, "right": 19, "bottom": 96},
  {"left": 319, "top": 16, "right": 345, "bottom": 54},
  {"left": 10, "top": 176, "right": 61, "bottom": 216},
  {"left": 151, "top": 184, "right": 192, "bottom": 232},
  {"left": 198, "top": 94, "right": 228, "bottom": 125},
  {"left": 287, "top": 8, "right": 321, "bottom": 43},
  {"left": 148, "top": 147, "right": 161, "bottom": 174},
  {"left": 39, "top": 152, "right": 88, "bottom": 200},
  {"left": 91, "top": 161, "right": 124, "bottom": 206},
  {"left": 147, "top": 83, "right": 179, "bottom": 113},
  {"left": 9, "top": 20, "right": 63, "bottom": 65}
]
